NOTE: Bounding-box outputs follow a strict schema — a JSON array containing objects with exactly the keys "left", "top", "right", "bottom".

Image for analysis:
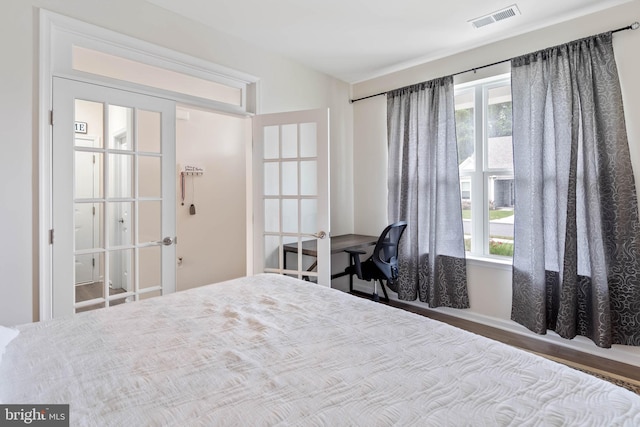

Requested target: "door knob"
[
  {"left": 301, "top": 231, "right": 327, "bottom": 239},
  {"left": 157, "top": 237, "right": 176, "bottom": 246}
]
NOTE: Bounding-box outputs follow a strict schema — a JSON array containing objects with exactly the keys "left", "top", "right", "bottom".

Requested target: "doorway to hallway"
[{"left": 175, "top": 106, "right": 250, "bottom": 290}]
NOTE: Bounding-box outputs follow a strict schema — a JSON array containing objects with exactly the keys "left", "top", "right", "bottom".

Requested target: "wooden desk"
[{"left": 283, "top": 234, "right": 377, "bottom": 279}]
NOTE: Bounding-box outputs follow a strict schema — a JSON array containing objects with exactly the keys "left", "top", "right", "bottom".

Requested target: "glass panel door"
[
  {"left": 252, "top": 109, "right": 330, "bottom": 285},
  {"left": 52, "top": 77, "right": 176, "bottom": 317}
]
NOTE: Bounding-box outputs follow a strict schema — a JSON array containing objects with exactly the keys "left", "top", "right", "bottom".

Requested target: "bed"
[{"left": 1, "top": 274, "right": 640, "bottom": 426}]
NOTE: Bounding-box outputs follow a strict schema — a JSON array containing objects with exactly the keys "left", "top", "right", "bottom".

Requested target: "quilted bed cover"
[{"left": 1, "top": 274, "right": 640, "bottom": 426}]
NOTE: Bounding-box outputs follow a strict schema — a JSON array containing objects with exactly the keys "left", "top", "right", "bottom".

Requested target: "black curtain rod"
[{"left": 349, "top": 21, "right": 639, "bottom": 104}]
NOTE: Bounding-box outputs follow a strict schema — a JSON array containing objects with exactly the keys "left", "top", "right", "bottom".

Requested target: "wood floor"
[
  {"left": 352, "top": 291, "right": 640, "bottom": 382},
  {"left": 75, "top": 282, "right": 127, "bottom": 312}
]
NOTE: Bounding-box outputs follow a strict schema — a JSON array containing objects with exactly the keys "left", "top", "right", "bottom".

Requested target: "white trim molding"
[{"left": 38, "top": 9, "right": 259, "bottom": 321}]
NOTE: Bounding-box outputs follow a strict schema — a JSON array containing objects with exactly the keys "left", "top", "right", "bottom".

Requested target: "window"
[{"left": 455, "top": 75, "right": 514, "bottom": 258}]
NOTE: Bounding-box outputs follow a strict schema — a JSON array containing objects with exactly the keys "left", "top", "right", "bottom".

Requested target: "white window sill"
[{"left": 465, "top": 253, "right": 512, "bottom": 270}]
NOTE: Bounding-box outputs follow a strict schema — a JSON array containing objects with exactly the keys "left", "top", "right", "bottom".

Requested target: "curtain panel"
[
  {"left": 387, "top": 77, "right": 469, "bottom": 308},
  {"left": 510, "top": 32, "right": 640, "bottom": 347}
]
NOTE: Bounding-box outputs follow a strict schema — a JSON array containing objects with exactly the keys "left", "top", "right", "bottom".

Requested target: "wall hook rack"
[{"left": 182, "top": 165, "right": 205, "bottom": 176}]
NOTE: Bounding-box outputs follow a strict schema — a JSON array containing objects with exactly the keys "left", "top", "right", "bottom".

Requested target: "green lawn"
[
  {"left": 462, "top": 209, "right": 513, "bottom": 220},
  {"left": 464, "top": 237, "right": 514, "bottom": 256},
  {"left": 489, "top": 240, "right": 514, "bottom": 256}
]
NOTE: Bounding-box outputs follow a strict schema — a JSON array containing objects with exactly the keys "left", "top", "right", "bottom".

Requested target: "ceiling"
[{"left": 147, "top": 0, "right": 633, "bottom": 83}]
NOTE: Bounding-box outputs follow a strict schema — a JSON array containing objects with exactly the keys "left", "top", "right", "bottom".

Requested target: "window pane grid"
[
  {"left": 456, "top": 76, "right": 514, "bottom": 258},
  {"left": 73, "top": 98, "right": 166, "bottom": 312}
]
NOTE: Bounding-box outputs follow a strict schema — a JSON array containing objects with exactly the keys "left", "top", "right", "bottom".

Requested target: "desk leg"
[
  {"left": 348, "top": 253, "right": 354, "bottom": 293},
  {"left": 303, "top": 260, "right": 317, "bottom": 281}
]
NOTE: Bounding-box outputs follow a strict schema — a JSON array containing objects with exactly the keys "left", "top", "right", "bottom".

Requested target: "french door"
[
  {"left": 52, "top": 77, "right": 176, "bottom": 317},
  {"left": 252, "top": 108, "right": 331, "bottom": 285}
]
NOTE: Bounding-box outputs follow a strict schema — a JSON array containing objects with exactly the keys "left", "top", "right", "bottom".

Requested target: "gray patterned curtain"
[
  {"left": 510, "top": 33, "right": 640, "bottom": 348},
  {"left": 387, "top": 77, "right": 469, "bottom": 308}
]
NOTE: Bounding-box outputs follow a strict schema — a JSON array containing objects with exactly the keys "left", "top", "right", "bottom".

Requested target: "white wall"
[
  {"left": 0, "top": 0, "right": 353, "bottom": 326},
  {"left": 352, "top": 97, "right": 389, "bottom": 237},
  {"left": 176, "top": 107, "right": 248, "bottom": 290},
  {"left": 352, "top": 1, "right": 640, "bottom": 365}
]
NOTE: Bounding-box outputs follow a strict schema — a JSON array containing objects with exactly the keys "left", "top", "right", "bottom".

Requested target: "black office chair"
[{"left": 345, "top": 221, "right": 407, "bottom": 302}]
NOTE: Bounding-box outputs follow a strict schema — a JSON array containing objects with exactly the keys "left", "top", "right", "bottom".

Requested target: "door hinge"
[
  {"left": 92, "top": 257, "right": 95, "bottom": 267},
  {"left": 49, "top": 110, "right": 54, "bottom": 126},
  {"left": 49, "top": 229, "right": 54, "bottom": 245}
]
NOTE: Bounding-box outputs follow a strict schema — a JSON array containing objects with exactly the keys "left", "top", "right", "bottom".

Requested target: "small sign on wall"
[
  {"left": 182, "top": 165, "right": 205, "bottom": 176},
  {"left": 74, "top": 121, "right": 87, "bottom": 134}
]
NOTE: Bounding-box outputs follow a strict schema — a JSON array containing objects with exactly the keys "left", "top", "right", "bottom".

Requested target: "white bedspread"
[{"left": 1, "top": 274, "right": 639, "bottom": 426}]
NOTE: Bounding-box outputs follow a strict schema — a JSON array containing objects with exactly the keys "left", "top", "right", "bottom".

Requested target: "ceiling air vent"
[{"left": 469, "top": 4, "right": 520, "bottom": 29}]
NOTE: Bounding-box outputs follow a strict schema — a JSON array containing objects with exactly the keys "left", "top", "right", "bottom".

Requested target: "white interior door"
[
  {"left": 252, "top": 108, "right": 330, "bottom": 285},
  {"left": 52, "top": 77, "right": 176, "bottom": 317},
  {"left": 74, "top": 135, "right": 101, "bottom": 285}
]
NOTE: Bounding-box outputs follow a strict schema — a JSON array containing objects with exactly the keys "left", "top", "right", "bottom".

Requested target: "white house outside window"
[{"left": 455, "top": 75, "right": 514, "bottom": 257}]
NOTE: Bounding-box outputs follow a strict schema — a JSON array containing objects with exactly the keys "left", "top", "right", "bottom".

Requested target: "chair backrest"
[{"left": 372, "top": 221, "right": 407, "bottom": 281}]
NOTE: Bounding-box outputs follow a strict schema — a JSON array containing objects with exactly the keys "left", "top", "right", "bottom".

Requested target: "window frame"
[{"left": 455, "top": 73, "right": 514, "bottom": 260}]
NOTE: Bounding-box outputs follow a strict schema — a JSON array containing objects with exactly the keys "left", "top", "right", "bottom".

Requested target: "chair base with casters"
[
  {"left": 344, "top": 221, "right": 407, "bottom": 303},
  {"left": 351, "top": 279, "right": 389, "bottom": 302}
]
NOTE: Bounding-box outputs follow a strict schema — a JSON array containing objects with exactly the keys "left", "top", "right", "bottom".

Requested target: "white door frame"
[{"left": 39, "top": 10, "right": 259, "bottom": 321}]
